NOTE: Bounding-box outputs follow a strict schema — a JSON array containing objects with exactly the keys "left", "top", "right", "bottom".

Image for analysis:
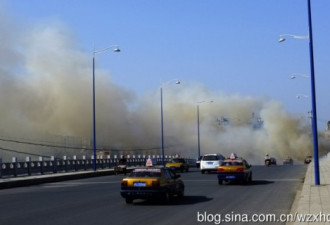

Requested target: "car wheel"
[
  {"left": 201, "top": 170, "right": 205, "bottom": 174},
  {"left": 218, "top": 179, "right": 223, "bottom": 185},
  {"left": 178, "top": 186, "right": 184, "bottom": 198},
  {"left": 125, "top": 198, "right": 133, "bottom": 204},
  {"left": 162, "top": 190, "right": 171, "bottom": 203}
]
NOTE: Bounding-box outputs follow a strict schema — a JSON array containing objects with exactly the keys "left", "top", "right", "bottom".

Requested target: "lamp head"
[{"left": 278, "top": 37, "right": 286, "bottom": 43}]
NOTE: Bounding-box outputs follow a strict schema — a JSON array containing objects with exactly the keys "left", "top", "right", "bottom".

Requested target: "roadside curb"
[
  {"left": 287, "top": 165, "right": 307, "bottom": 225},
  {"left": 287, "top": 160, "right": 330, "bottom": 225}
]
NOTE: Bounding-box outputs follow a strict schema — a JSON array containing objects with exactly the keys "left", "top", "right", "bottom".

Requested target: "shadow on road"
[
  {"left": 249, "top": 180, "right": 274, "bottom": 185},
  {"left": 133, "top": 195, "right": 213, "bottom": 206}
]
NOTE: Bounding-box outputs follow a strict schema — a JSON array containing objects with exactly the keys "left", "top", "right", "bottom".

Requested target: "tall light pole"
[
  {"left": 278, "top": 0, "right": 320, "bottom": 185},
  {"left": 160, "top": 80, "right": 180, "bottom": 166},
  {"left": 307, "top": 0, "right": 320, "bottom": 185},
  {"left": 197, "top": 100, "right": 213, "bottom": 159},
  {"left": 92, "top": 45, "right": 120, "bottom": 171},
  {"left": 197, "top": 104, "right": 200, "bottom": 159}
]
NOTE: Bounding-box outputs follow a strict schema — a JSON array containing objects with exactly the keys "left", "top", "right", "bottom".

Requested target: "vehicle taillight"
[
  {"left": 217, "top": 167, "right": 225, "bottom": 172},
  {"left": 152, "top": 180, "right": 160, "bottom": 187},
  {"left": 121, "top": 180, "right": 128, "bottom": 187},
  {"left": 236, "top": 167, "right": 244, "bottom": 172}
]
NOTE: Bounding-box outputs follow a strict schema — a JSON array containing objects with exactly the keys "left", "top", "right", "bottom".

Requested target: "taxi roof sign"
[
  {"left": 229, "top": 153, "right": 238, "bottom": 160},
  {"left": 146, "top": 158, "right": 153, "bottom": 167}
]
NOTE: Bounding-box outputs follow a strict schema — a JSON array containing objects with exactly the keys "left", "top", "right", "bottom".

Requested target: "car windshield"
[
  {"left": 221, "top": 161, "right": 243, "bottom": 166},
  {"left": 203, "top": 155, "right": 218, "bottom": 161},
  {"left": 171, "top": 158, "right": 184, "bottom": 163},
  {"left": 129, "top": 169, "right": 161, "bottom": 178}
]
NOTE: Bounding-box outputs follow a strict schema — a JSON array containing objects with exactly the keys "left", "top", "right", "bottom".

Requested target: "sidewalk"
[{"left": 291, "top": 159, "right": 330, "bottom": 225}]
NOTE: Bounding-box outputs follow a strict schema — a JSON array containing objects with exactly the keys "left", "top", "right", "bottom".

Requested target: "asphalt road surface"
[{"left": 0, "top": 165, "right": 306, "bottom": 225}]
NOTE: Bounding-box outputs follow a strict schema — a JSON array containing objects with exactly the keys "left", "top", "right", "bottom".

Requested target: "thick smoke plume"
[{"left": 0, "top": 9, "right": 327, "bottom": 164}]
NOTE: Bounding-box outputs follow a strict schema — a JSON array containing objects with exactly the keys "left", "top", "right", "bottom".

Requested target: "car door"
[
  {"left": 243, "top": 160, "right": 251, "bottom": 178},
  {"left": 164, "top": 168, "right": 175, "bottom": 192}
]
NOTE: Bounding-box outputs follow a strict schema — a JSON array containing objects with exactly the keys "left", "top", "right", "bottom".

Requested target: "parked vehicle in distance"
[
  {"left": 304, "top": 156, "right": 312, "bottom": 164},
  {"left": 114, "top": 156, "right": 127, "bottom": 175},
  {"left": 283, "top": 156, "right": 294, "bottom": 165},
  {"left": 200, "top": 154, "right": 225, "bottom": 174},
  {"left": 196, "top": 156, "right": 203, "bottom": 168},
  {"left": 265, "top": 157, "right": 277, "bottom": 166}
]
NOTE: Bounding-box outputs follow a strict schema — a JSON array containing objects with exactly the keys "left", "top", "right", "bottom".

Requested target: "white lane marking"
[
  {"left": 184, "top": 180, "right": 216, "bottom": 182},
  {"left": 42, "top": 178, "right": 301, "bottom": 188},
  {"left": 42, "top": 181, "right": 120, "bottom": 188},
  {"left": 267, "top": 179, "right": 302, "bottom": 182},
  {"left": 184, "top": 179, "right": 301, "bottom": 182}
]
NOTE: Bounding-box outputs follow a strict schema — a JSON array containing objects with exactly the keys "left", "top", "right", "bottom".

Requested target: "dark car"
[
  {"left": 196, "top": 156, "right": 203, "bottom": 168},
  {"left": 304, "top": 156, "right": 312, "bottom": 164},
  {"left": 283, "top": 157, "right": 294, "bottom": 165},
  {"left": 114, "top": 157, "right": 127, "bottom": 175},
  {"left": 265, "top": 157, "right": 277, "bottom": 166}
]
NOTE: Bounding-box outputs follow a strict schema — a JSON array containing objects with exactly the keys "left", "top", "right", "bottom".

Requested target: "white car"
[{"left": 200, "top": 154, "right": 225, "bottom": 174}]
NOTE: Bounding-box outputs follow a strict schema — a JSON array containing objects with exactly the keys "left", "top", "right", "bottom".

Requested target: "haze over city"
[{"left": 1, "top": 0, "right": 329, "bottom": 163}]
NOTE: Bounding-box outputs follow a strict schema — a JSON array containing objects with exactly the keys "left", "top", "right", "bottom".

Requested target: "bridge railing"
[{"left": 0, "top": 156, "right": 196, "bottom": 178}]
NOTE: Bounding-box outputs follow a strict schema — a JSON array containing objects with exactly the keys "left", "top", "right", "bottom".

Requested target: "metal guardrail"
[{"left": 0, "top": 157, "right": 196, "bottom": 178}]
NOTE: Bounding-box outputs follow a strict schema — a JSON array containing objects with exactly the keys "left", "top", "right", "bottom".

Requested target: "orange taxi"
[
  {"left": 120, "top": 166, "right": 184, "bottom": 204},
  {"left": 217, "top": 154, "right": 252, "bottom": 185}
]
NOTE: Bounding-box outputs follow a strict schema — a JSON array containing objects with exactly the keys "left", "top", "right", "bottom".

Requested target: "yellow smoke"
[{"left": 1, "top": 8, "right": 325, "bottom": 164}]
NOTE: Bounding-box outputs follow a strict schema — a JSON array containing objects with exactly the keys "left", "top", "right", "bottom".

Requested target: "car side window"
[
  {"left": 164, "top": 169, "right": 172, "bottom": 179},
  {"left": 169, "top": 169, "right": 177, "bottom": 179}
]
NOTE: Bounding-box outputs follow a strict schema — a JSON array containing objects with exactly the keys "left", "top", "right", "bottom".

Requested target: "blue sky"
[{"left": 4, "top": 0, "right": 330, "bottom": 130}]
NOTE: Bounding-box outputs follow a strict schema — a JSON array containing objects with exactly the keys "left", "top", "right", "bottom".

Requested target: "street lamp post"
[
  {"left": 92, "top": 45, "right": 120, "bottom": 171},
  {"left": 307, "top": 0, "right": 320, "bottom": 185},
  {"left": 160, "top": 87, "right": 164, "bottom": 166},
  {"left": 160, "top": 80, "right": 180, "bottom": 166},
  {"left": 279, "top": 0, "right": 320, "bottom": 185},
  {"left": 197, "top": 104, "right": 200, "bottom": 159},
  {"left": 196, "top": 100, "right": 213, "bottom": 159}
]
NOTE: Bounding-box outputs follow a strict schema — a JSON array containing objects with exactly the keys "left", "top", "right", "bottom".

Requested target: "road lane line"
[{"left": 42, "top": 181, "right": 120, "bottom": 187}]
